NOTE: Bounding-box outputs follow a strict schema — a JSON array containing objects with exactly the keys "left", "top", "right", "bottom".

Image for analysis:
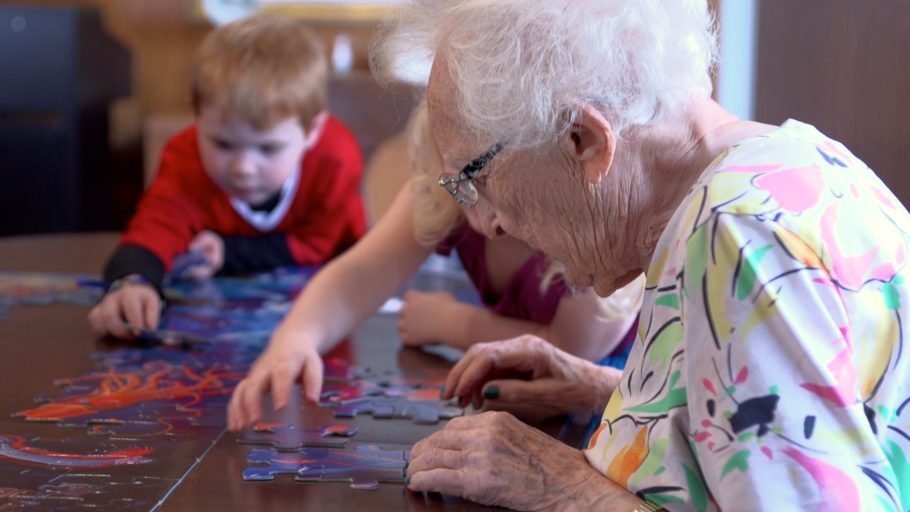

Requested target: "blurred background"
[{"left": 0, "top": 0, "right": 907, "bottom": 236}]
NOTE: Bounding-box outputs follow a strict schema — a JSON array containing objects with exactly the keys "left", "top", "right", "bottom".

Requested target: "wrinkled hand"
[
  {"left": 406, "top": 411, "right": 612, "bottom": 511},
  {"left": 397, "top": 290, "right": 458, "bottom": 346},
  {"left": 87, "top": 283, "right": 161, "bottom": 339},
  {"left": 443, "top": 335, "right": 620, "bottom": 417},
  {"left": 186, "top": 230, "right": 224, "bottom": 280},
  {"left": 227, "top": 329, "right": 323, "bottom": 431}
]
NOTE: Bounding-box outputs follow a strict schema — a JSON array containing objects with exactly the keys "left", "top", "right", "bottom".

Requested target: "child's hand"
[
  {"left": 88, "top": 280, "right": 161, "bottom": 339},
  {"left": 397, "top": 290, "right": 458, "bottom": 346},
  {"left": 227, "top": 330, "right": 323, "bottom": 431},
  {"left": 186, "top": 230, "right": 224, "bottom": 280}
]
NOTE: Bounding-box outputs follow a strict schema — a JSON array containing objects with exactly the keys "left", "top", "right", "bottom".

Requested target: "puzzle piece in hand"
[
  {"left": 237, "top": 423, "right": 357, "bottom": 451},
  {"left": 243, "top": 443, "right": 409, "bottom": 490},
  {"left": 332, "top": 397, "right": 463, "bottom": 425}
]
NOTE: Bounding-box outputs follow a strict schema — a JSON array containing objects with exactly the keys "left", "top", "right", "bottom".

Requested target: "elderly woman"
[{"left": 381, "top": 1, "right": 910, "bottom": 510}]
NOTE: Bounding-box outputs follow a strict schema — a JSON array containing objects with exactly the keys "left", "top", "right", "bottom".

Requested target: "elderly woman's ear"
[{"left": 559, "top": 104, "right": 616, "bottom": 185}]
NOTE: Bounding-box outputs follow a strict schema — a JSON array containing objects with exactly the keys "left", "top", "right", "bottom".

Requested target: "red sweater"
[{"left": 116, "top": 116, "right": 365, "bottom": 278}]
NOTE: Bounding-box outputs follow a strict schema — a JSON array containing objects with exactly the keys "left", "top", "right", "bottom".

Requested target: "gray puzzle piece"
[
  {"left": 333, "top": 397, "right": 463, "bottom": 425},
  {"left": 237, "top": 423, "right": 356, "bottom": 451}
]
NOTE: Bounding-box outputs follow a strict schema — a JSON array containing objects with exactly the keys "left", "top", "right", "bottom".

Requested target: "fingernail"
[
  {"left": 483, "top": 386, "right": 499, "bottom": 400},
  {"left": 403, "top": 476, "right": 410, "bottom": 486}
]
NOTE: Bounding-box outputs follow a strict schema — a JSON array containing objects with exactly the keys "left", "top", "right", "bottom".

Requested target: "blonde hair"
[
  {"left": 191, "top": 14, "right": 328, "bottom": 131},
  {"left": 408, "top": 99, "right": 463, "bottom": 246}
]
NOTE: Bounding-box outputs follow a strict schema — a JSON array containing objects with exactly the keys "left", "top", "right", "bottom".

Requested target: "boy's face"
[{"left": 197, "top": 106, "right": 310, "bottom": 205}]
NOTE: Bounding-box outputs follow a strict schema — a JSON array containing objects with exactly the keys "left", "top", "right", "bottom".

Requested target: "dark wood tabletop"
[{"left": 0, "top": 233, "right": 582, "bottom": 511}]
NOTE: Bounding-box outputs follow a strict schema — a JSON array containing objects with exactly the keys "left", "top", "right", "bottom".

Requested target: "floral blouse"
[{"left": 585, "top": 120, "right": 910, "bottom": 511}]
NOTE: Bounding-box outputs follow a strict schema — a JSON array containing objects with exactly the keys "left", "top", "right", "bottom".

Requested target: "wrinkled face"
[
  {"left": 427, "top": 61, "right": 616, "bottom": 294},
  {"left": 197, "top": 106, "right": 308, "bottom": 205}
]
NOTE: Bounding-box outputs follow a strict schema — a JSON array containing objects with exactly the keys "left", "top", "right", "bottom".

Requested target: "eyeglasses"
[{"left": 437, "top": 140, "right": 506, "bottom": 207}]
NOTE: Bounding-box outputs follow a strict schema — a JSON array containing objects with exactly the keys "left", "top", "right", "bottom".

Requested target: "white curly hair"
[{"left": 376, "top": 0, "right": 717, "bottom": 146}]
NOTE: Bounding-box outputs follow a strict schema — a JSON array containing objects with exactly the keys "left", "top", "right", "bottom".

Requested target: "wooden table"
[{"left": 0, "top": 233, "right": 581, "bottom": 511}]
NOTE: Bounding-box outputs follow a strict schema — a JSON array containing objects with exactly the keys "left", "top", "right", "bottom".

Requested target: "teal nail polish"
[
  {"left": 404, "top": 476, "right": 411, "bottom": 486},
  {"left": 483, "top": 386, "right": 500, "bottom": 400}
]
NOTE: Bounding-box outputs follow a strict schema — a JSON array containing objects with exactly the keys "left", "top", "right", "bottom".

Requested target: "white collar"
[{"left": 229, "top": 168, "right": 300, "bottom": 231}]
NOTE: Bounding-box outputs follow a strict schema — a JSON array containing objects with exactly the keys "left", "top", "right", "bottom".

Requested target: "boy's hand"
[
  {"left": 227, "top": 330, "right": 324, "bottom": 431},
  {"left": 397, "top": 290, "right": 458, "bottom": 346},
  {"left": 88, "top": 281, "right": 161, "bottom": 339},
  {"left": 186, "top": 230, "right": 224, "bottom": 280}
]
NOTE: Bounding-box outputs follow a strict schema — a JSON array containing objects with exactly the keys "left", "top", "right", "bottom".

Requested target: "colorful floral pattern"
[{"left": 585, "top": 120, "right": 910, "bottom": 511}]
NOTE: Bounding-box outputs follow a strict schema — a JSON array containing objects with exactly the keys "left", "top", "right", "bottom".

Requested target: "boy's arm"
[
  {"left": 118, "top": 127, "right": 207, "bottom": 273},
  {"left": 103, "top": 244, "right": 166, "bottom": 293}
]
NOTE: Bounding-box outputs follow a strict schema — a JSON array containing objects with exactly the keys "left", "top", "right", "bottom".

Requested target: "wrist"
[
  {"left": 107, "top": 274, "right": 153, "bottom": 294},
  {"left": 272, "top": 322, "right": 322, "bottom": 356},
  {"left": 449, "top": 302, "right": 481, "bottom": 348},
  {"left": 555, "top": 459, "right": 646, "bottom": 512},
  {"left": 581, "top": 362, "right": 621, "bottom": 413}
]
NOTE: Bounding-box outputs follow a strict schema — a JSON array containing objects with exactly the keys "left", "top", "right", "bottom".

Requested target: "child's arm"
[
  {"left": 398, "top": 289, "right": 637, "bottom": 362},
  {"left": 228, "top": 184, "right": 433, "bottom": 430}
]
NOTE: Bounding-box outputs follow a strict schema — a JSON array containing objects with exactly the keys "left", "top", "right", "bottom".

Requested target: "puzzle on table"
[
  {"left": 243, "top": 443, "right": 410, "bottom": 490},
  {"left": 238, "top": 422, "right": 357, "bottom": 450},
  {"left": 0, "top": 471, "right": 178, "bottom": 510},
  {"left": 0, "top": 269, "right": 320, "bottom": 507},
  {"left": 13, "top": 345, "right": 249, "bottom": 439},
  {"left": 0, "top": 272, "right": 105, "bottom": 318},
  {"left": 0, "top": 267, "right": 469, "bottom": 503},
  {"left": 0, "top": 434, "right": 153, "bottom": 468},
  {"left": 320, "top": 359, "right": 463, "bottom": 424}
]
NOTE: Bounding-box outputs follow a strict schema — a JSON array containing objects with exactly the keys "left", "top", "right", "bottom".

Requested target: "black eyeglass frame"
[{"left": 437, "top": 140, "right": 507, "bottom": 206}]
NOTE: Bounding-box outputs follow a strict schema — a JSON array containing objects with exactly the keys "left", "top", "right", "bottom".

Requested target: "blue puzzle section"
[
  {"left": 0, "top": 269, "right": 320, "bottom": 508},
  {"left": 0, "top": 272, "right": 105, "bottom": 318},
  {"left": 243, "top": 443, "right": 410, "bottom": 489},
  {"left": 0, "top": 266, "right": 473, "bottom": 504}
]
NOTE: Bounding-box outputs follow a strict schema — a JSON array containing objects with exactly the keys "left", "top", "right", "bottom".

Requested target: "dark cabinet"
[{"left": 0, "top": 6, "right": 131, "bottom": 235}]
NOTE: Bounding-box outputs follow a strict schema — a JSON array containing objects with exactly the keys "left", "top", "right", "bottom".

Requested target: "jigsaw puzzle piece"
[
  {"left": 294, "top": 443, "right": 409, "bottom": 489},
  {"left": 332, "top": 397, "right": 463, "bottom": 425},
  {"left": 237, "top": 423, "right": 356, "bottom": 451},
  {"left": 243, "top": 443, "right": 409, "bottom": 490}
]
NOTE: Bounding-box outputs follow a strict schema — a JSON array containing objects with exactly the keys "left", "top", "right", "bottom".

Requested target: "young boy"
[{"left": 88, "top": 15, "right": 366, "bottom": 339}]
